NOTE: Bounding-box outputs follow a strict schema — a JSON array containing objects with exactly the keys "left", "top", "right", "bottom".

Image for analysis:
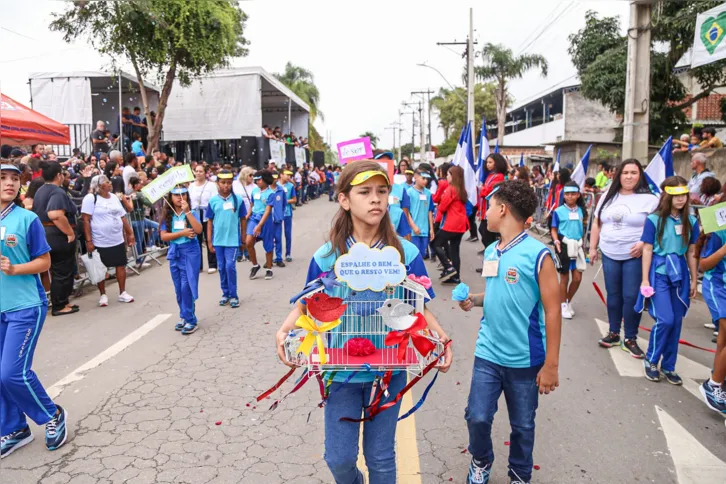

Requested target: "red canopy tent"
[{"left": 0, "top": 94, "right": 70, "bottom": 146}]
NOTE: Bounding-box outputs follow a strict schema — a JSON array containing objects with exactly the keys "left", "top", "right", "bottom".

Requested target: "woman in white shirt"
[
  {"left": 189, "top": 165, "right": 219, "bottom": 273},
  {"left": 233, "top": 166, "right": 255, "bottom": 261},
  {"left": 81, "top": 175, "right": 136, "bottom": 307},
  {"left": 589, "top": 160, "right": 659, "bottom": 357}
]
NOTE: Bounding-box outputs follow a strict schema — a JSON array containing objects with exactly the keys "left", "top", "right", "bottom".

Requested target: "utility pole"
[
  {"left": 384, "top": 126, "right": 396, "bottom": 156},
  {"left": 412, "top": 89, "right": 435, "bottom": 152},
  {"left": 398, "top": 110, "right": 404, "bottom": 161},
  {"left": 402, "top": 102, "right": 421, "bottom": 160},
  {"left": 622, "top": 1, "right": 651, "bottom": 162}
]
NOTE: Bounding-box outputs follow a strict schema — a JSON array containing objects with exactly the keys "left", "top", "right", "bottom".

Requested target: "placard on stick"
[
  {"left": 337, "top": 137, "right": 373, "bottom": 164},
  {"left": 141, "top": 165, "right": 194, "bottom": 203},
  {"left": 699, "top": 201, "right": 726, "bottom": 234}
]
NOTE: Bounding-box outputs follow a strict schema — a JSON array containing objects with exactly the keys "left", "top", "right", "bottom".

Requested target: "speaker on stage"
[{"left": 312, "top": 151, "right": 324, "bottom": 167}]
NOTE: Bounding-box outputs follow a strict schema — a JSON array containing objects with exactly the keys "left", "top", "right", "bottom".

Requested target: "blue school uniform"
[
  {"left": 701, "top": 230, "right": 726, "bottom": 322},
  {"left": 282, "top": 182, "right": 296, "bottom": 259},
  {"left": 636, "top": 214, "right": 699, "bottom": 371},
  {"left": 551, "top": 205, "right": 584, "bottom": 271},
  {"left": 388, "top": 184, "right": 411, "bottom": 237},
  {"left": 247, "top": 187, "right": 275, "bottom": 253},
  {"left": 269, "top": 185, "right": 286, "bottom": 262},
  {"left": 206, "top": 193, "right": 247, "bottom": 299},
  {"left": 406, "top": 186, "right": 434, "bottom": 257},
  {"left": 161, "top": 213, "right": 201, "bottom": 325},
  {"left": 0, "top": 204, "right": 58, "bottom": 435}
]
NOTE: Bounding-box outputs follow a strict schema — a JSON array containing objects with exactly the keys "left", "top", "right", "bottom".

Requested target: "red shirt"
[
  {"left": 432, "top": 179, "right": 449, "bottom": 223},
  {"left": 438, "top": 185, "right": 469, "bottom": 233},
  {"left": 478, "top": 172, "right": 505, "bottom": 218}
]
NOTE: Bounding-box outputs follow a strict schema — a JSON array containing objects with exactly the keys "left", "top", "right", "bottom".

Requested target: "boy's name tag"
[
  {"left": 675, "top": 225, "right": 683, "bottom": 235},
  {"left": 253, "top": 194, "right": 261, "bottom": 200},
  {"left": 419, "top": 194, "right": 427, "bottom": 201},
  {"left": 389, "top": 195, "right": 399, "bottom": 205},
  {"left": 482, "top": 260, "right": 499, "bottom": 277},
  {"left": 569, "top": 212, "right": 580, "bottom": 220},
  {"left": 173, "top": 220, "right": 186, "bottom": 230},
  {"left": 0, "top": 226, "right": 5, "bottom": 241},
  {"left": 223, "top": 201, "right": 234, "bottom": 211},
  {"left": 283, "top": 187, "right": 288, "bottom": 193}
]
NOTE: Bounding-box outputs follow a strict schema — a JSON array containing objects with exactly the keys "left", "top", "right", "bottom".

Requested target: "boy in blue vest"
[
  {"left": 280, "top": 170, "right": 297, "bottom": 262},
  {"left": 406, "top": 169, "right": 435, "bottom": 258},
  {"left": 269, "top": 172, "right": 287, "bottom": 268},
  {"left": 458, "top": 180, "right": 561, "bottom": 484}
]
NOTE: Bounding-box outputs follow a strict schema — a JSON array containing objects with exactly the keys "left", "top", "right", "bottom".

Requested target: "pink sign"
[{"left": 337, "top": 137, "right": 373, "bottom": 164}]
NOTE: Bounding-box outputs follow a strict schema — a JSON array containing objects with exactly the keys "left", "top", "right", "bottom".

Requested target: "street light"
[{"left": 416, "top": 63, "right": 466, "bottom": 105}]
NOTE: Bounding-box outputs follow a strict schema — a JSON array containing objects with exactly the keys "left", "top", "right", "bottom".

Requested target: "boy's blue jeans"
[
  {"left": 324, "top": 372, "right": 406, "bottom": 484},
  {"left": 466, "top": 357, "right": 541, "bottom": 483}
]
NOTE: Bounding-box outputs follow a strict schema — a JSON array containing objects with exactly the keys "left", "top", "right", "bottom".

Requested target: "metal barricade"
[{"left": 125, "top": 193, "right": 168, "bottom": 272}]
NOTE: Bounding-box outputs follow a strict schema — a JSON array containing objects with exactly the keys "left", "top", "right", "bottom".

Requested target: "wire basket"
[{"left": 284, "top": 278, "right": 444, "bottom": 376}]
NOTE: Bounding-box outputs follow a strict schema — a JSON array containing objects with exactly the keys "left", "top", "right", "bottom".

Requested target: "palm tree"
[
  {"left": 474, "top": 43, "right": 548, "bottom": 146},
  {"left": 274, "top": 62, "right": 323, "bottom": 123},
  {"left": 359, "top": 131, "right": 379, "bottom": 148}
]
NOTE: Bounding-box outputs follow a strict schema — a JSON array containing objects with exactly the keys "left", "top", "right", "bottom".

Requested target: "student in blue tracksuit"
[
  {"left": 458, "top": 180, "right": 561, "bottom": 484},
  {"left": 637, "top": 176, "right": 699, "bottom": 385},
  {"left": 206, "top": 170, "right": 247, "bottom": 308},
  {"left": 269, "top": 173, "right": 287, "bottom": 268},
  {"left": 246, "top": 170, "right": 275, "bottom": 281},
  {"left": 280, "top": 170, "right": 297, "bottom": 262},
  {"left": 374, "top": 151, "right": 412, "bottom": 239},
  {"left": 160, "top": 186, "right": 202, "bottom": 335},
  {"left": 0, "top": 163, "right": 68, "bottom": 459},
  {"left": 406, "top": 169, "right": 435, "bottom": 258}
]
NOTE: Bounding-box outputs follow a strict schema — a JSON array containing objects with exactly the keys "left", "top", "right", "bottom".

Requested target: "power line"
[
  {"left": 520, "top": 1, "right": 579, "bottom": 55},
  {"left": 0, "top": 27, "right": 36, "bottom": 41},
  {"left": 515, "top": 0, "right": 569, "bottom": 53}
]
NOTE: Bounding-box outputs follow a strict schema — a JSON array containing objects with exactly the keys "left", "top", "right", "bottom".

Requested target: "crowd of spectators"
[{"left": 261, "top": 124, "right": 309, "bottom": 148}]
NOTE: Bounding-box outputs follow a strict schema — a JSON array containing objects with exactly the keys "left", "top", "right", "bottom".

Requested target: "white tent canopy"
[{"left": 162, "top": 67, "right": 310, "bottom": 142}]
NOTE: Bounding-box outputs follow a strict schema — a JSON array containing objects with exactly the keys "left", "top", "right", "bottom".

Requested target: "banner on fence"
[
  {"left": 337, "top": 137, "right": 373, "bottom": 164},
  {"left": 295, "top": 147, "right": 306, "bottom": 165},
  {"left": 270, "top": 140, "right": 286, "bottom": 164},
  {"left": 141, "top": 164, "right": 194, "bottom": 203}
]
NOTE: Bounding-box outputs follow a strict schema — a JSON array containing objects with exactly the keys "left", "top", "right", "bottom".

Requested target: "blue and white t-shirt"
[
  {"left": 160, "top": 212, "right": 199, "bottom": 246},
  {"left": 205, "top": 193, "right": 247, "bottom": 247},
  {"left": 641, "top": 214, "right": 699, "bottom": 275},
  {"left": 388, "top": 183, "right": 410, "bottom": 229},
  {"left": 551, "top": 205, "right": 584, "bottom": 240},
  {"left": 282, "top": 182, "right": 296, "bottom": 218},
  {"left": 406, "top": 186, "right": 434, "bottom": 236}
]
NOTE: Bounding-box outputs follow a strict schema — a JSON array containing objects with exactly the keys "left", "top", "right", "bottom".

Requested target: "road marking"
[
  {"left": 47, "top": 313, "right": 171, "bottom": 399},
  {"left": 656, "top": 406, "right": 726, "bottom": 482}
]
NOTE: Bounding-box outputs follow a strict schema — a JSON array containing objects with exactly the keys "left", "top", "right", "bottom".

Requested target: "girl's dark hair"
[
  {"left": 254, "top": 169, "right": 275, "bottom": 186},
  {"left": 516, "top": 166, "right": 530, "bottom": 182},
  {"left": 447, "top": 165, "right": 468, "bottom": 204},
  {"left": 161, "top": 190, "right": 193, "bottom": 234},
  {"left": 701, "top": 176, "right": 722, "bottom": 198},
  {"left": 326, "top": 160, "right": 403, "bottom": 258},
  {"left": 490, "top": 180, "right": 538, "bottom": 222},
  {"left": 26, "top": 177, "right": 45, "bottom": 199},
  {"left": 597, "top": 159, "right": 652, "bottom": 223},
  {"left": 558, "top": 168, "right": 571, "bottom": 185},
  {"left": 39, "top": 160, "right": 62, "bottom": 182},
  {"left": 654, "top": 176, "right": 692, "bottom": 248},
  {"left": 1, "top": 161, "right": 24, "bottom": 206},
  {"left": 563, "top": 181, "right": 588, "bottom": 222},
  {"left": 487, "top": 153, "right": 509, "bottom": 175},
  {"left": 129, "top": 176, "right": 141, "bottom": 189},
  {"left": 104, "top": 161, "right": 117, "bottom": 179},
  {"left": 397, "top": 159, "right": 410, "bottom": 174},
  {"left": 439, "top": 162, "right": 451, "bottom": 179}
]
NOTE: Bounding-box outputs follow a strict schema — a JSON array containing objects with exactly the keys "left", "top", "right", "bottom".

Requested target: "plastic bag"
[{"left": 80, "top": 251, "right": 107, "bottom": 285}]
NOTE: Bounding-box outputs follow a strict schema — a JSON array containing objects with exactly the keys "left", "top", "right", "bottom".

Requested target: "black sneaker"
[
  {"left": 1, "top": 426, "right": 33, "bottom": 459},
  {"left": 643, "top": 359, "right": 660, "bottom": 382},
  {"left": 442, "top": 276, "right": 462, "bottom": 286},
  {"left": 275, "top": 261, "right": 286, "bottom": 268},
  {"left": 621, "top": 339, "right": 645, "bottom": 359},
  {"left": 249, "top": 265, "right": 261, "bottom": 280},
  {"left": 467, "top": 236, "right": 479, "bottom": 243},
  {"left": 598, "top": 332, "right": 621, "bottom": 348},
  {"left": 477, "top": 249, "right": 485, "bottom": 256},
  {"left": 662, "top": 370, "right": 683, "bottom": 385},
  {"left": 265, "top": 270, "right": 274, "bottom": 280},
  {"left": 476, "top": 268, "right": 483, "bottom": 273},
  {"left": 440, "top": 267, "right": 458, "bottom": 282}
]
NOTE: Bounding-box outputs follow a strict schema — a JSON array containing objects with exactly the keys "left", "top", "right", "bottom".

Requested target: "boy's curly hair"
[{"left": 490, "top": 179, "right": 538, "bottom": 222}]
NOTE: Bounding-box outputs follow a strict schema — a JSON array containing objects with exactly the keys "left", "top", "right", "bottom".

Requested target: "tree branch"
[{"left": 673, "top": 84, "right": 726, "bottom": 110}]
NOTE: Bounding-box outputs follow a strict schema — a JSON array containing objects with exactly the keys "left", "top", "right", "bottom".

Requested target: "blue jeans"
[
  {"left": 466, "top": 357, "right": 541, "bottom": 483},
  {"left": 602, "top": 254, "right": 642, "bottom": 339},
  {"left": 324, "top": 372, "right": 406, "bottom": 484},
  {"left": 131, "top": 219, "right": 160, "bottom": 261}
]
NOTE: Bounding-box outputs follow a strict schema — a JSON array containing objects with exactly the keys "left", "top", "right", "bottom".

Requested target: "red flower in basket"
[
  {"left": 384, "top": 313, "right": 436, "bottom": 362},
  {"left": 305, "top": 293, "right": 347, "bottom": 322}
]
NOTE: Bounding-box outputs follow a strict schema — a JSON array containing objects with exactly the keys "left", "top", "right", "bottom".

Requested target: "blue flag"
[
  {"left": 571, "top": 145, "right": 592, "bottom": 188},
  {"left": 519, "top": 153, "right": 524, "bottom": 167},
  {"left": 644, "top": 137, "right": 674, "bottom": 194},
  {"left": 476, "top": 117, "right": 490, "bottom": 184}
]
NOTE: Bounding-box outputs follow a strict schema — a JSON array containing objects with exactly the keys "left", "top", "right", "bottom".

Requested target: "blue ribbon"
[{"left": 397, "top": 371, "right": 440, "bottom": 421}]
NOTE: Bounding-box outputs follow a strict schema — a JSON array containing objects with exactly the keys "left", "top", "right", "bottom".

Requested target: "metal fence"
[{"left": 531, "top": 187, "right": 601, "bottom": 252}]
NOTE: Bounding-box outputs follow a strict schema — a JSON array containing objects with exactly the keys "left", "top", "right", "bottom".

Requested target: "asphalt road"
[{"left": 1, "top": 197, "right": 725, "bottom": 484}]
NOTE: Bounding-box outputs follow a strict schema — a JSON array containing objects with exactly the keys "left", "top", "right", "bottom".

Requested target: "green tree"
[
  {"left": 474, "top": 43, "right": 548, "bottom": 146},
  {"left": 359, "top": 131, "right": 379, "bottom": 148},
  {"left": 274, "top": 62, "right": 323, "bottom": 123},
  {"left": 568, "top": 7, "right": 726, "bottom": 144},
  {"left": 50, "top": 0, "right": 249, "bottom": 150}
]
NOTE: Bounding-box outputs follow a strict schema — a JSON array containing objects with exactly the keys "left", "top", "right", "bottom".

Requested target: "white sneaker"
[
  {"left": 567, "top": 302, "right": 575, "bottom": 316},
  {"left": 705, "top": 322, "right": 717, "bottom": 330},
  {"left": 99, "top": 294, "right": 109, "bottom": 307},
  {"left": 118, "top": 291, "right": 134, "bottom": 303},
  {"left": 561, "top": 302, "right": 573, "bottom": 320},
  {"left": 207, "top": 268, "right": 217, "bottom": 274},
  {"left": 137, "top": 262, "right": 151, "bottom": 269},
  {"left": 148, "top": 245, "right": 160, "bottom": 252}
]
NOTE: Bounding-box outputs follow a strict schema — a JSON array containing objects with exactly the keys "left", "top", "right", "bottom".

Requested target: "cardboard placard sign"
[
  {"left": 699, "top": 201, "right": 726, "bottom": 234},
  {"left": 141, "top": 165, "right": 194, "bottom": 203},
  {"left": 334, "top": 243, "right": 406, "bottom": 291},
  {"left": 337, "top": 137, "right": 373, "bottom": 164}
]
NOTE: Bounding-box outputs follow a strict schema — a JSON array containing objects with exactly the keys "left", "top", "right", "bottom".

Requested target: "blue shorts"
[
  {"left": 396, "top": 214, "right": 412, "bottom": 238},
  {"left": 261, "top": 220, "right": 277, "bottom": 253},
  {"left": 246, "top": 213, "right": 263, "bottom": 237},
  {"left": 703, "top": 276, "right": 726, "bottom": 321}
]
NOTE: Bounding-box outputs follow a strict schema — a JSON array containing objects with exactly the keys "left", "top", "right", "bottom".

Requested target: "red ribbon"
[
  {"left": 384, "top": 313, "right": 436, "bottom": 362},
  {"left": 256, "top": 367, "right": 296, "bottom": 402}
]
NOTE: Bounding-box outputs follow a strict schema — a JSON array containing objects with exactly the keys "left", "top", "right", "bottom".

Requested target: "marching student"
[
  {"left": 274, "top": 160, "right": 452, "bottom": 484},
  {"left": 374, "top": 152, "right": 413, "bottom": 239},
  {"left": 406, "top": 168, "right": 435, "bottom": 258},
  {"left": 432, "top": 166, "right": 469, "bottom": 284},
  {"left": 159, "top": 185, "right": 202, "bottom": 335},
  {"left": 205, "top": 169, "right": 247, "bottom": 308},
  {"left": 0, "top": 163, "right": 68, "bottom": 459},
  {"left": 458, "top": 179, "right": 561, "bottom": 484},
  {"left": 246, "top": 170, "right": 275, "bottom": 280},
  {"left": 269, "top": 172, "right": 287, "bottom": 268},
  {"left": 404, "top": 169, "right": 415, "bottom": 187},
  {"left": 550, "top": 181, "right": 587, "bottom": 320},
  {"left": 280, "top": 170, "right": 297, "bottom": 262},
  {"left": 637, "top": 176, "right": 698, "bottom": 385}
]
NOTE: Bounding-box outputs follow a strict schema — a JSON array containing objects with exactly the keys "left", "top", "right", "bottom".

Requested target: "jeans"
[
  {"left": 466, "top": 357, "right": 541, "bottom": 483},
  {"left": 432, "top": 230, "right": 463, "bottom": 274},
  {"left": 47, "top": 235, "right": 76, "bottom": 309},
  {"left": 324, "top": 372, "right": 406, "bottom": 484},
  {"left": 131, "top": 219, "right": 160, "bottom": 261},
  {"left": 602, "top": 254, "right": 642, "bottom": 339}
]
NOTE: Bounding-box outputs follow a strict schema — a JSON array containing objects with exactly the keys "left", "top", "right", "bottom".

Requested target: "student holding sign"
[
  {"left": 205, "top": 170, "right": 247, "bottom": 309},
  {"left": 159, "top": 186, "right": 203, "bottom": 335},
  {"left": 406, "top": 169, "right": 435, "bottom": 258}
]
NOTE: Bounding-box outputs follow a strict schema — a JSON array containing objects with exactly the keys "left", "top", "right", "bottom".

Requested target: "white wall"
[{"left": 502, "top": 118, "right": 564, "bottom": 146}]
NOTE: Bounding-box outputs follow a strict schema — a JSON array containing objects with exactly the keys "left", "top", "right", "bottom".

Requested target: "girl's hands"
[
  {"left": 436, "top": 341, "right": 453, "bottom": 373},
  {"left": 182, "top": 228, "right": 196, "bottom": 239},
  {"left": 208, "top": 242, "right": 215, "bottom": 253},
  {"left": 630, "top": 241, "right": 645, "bottom": 258},
  {"left": 0, "top": 256, "right": 15, "bottom": 276},
  {"left": 412, "top": 225, "right": 421, "bottom": 236},
  {"left": 690, "top": 281, "right": 698, "bottom": 299},
  {"left": 554, "top": 240, "right": 561, "bottom": 253},
  {"left": 276, "top": 330, "right": 296, "bottom": 368},
  {"left": 459, "top": 297, "right": 474, "bottom": 312},
  {"left": 588, "top": 248, "right": 599, "bottom": 265},
  {"left": 181, "top": 198, "right": 189, "bottom": 213}
]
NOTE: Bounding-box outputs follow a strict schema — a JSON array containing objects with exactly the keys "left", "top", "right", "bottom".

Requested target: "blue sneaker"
[
  {"left": 285, "top": 256, "right": 292, "bottom": 262},
  {"left": 219, "top": 297, "right": 230, "bottom": 306},
  {"left": 230, "top": 298, "right": 240, "bottom": 308},
  {"left": 45, "top": 405, "right": 68, "bottom": 451},
  {"left": 661, "top": 370, "right": 683, "bottom": 386},
  {"left": 467, "top": 458, "right": 491, "bottom": 484},
  {"left": 175, "top": 321, "right": 185, "bottom": 331},
  {"left": 1, "top": 426, "right": 33, "bottom": 459},
  {"left": 643, "top": 359, "right": 660, "bottom": 382},
  {"left": 181, "top": 323, "right": 198, "bottom": 335},
  {"left": 700, "top": 380, "right": 726, "bottom": 413}
]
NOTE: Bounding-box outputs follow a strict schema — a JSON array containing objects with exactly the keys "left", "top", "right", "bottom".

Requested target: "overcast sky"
[{"left": 0, "top": 0, "right": 629, "bottom": 149}]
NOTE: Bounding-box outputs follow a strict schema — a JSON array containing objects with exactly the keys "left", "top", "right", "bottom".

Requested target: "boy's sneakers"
[
  {"left": 275, "top": 261, "right": 286, "bottom": 268},
  {"left": 208, "top": 268, "right": 217, "bottom": 274},
  {"left": 265, "top": 270, "right": 274, "bottom": 280},
  {"left": 440, "top": 267, "right": 457, "bottom": 282},
  {"left": 230, "top": 298, "right": 240, "bottom": 308},
  {"left": 561, "top": 302, "right": 573, "bottom": 320},
  {"left": 219, "top": 297, "right": 230, "bottom": 306},
  {"left": 45, "top": 405, "right": 68, "bottom": 451},
  {"left": 118, "top": 291, "right": 134, "bottom": 303},
  {"left": 509, "top": 468, "right": 530, "bottom": 484},
  {"left": 598, "top": 332, "right": 620, "bottom": 348},
  {"left": 286, "top": 256, "right": 292, "bottom": 262},
  {"left": 705, "top": 322, "right": 717, "bottom": 330},
  {"left": 249, "top": 265, "right": 261, "bottom": 280},
  {"left": 467, "top": 458, "right": 491, "bottom": 484},
  {"left": 174, "top": 321, "right": 185, "bottom": 331},
  {"left": 567, "top": 302, "right": 575, "bottom": 316},
  {"left": 661, "top": 370, "right": 682, "bottom": 385},
  {"left": 700, "top": 380, "right": 726, "bottom": 413},
  {"left": 621, "top": 339, "right": 645, "bottom": 359},
  {"left": 99, "top": 294, "right": 109, "bottom": 307},
  {"left": 1, "top": 426, "right": 33, "bottom": 459},
  {"left": 643, "top": 359, "right": 660, "bottom": 382},
  {"left": 181, "top": 323, "right": 198, "bottom": 335},
  {"left": 442, "top": 276, "right": 462, "bottom": 286}
]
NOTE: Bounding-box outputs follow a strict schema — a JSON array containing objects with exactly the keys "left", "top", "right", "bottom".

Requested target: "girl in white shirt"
[
  {"left": 189, "top": 165, "right": 218, "bottom": 273},
  {"left": 233, "top": 166, "right": 256, "bottom": 261}
]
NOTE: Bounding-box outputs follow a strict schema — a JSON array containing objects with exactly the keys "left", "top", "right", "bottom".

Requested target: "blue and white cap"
[{"left": 0, "top": 163, "right": 21, "bottom": 173}]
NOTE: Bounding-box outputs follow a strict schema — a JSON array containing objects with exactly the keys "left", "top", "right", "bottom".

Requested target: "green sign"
[
  {"left": 698, "top": 201, "right": 726, "bottom": 234},
  {"left": 141, "top": 165, "right": 194, "bottom": 203}
]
